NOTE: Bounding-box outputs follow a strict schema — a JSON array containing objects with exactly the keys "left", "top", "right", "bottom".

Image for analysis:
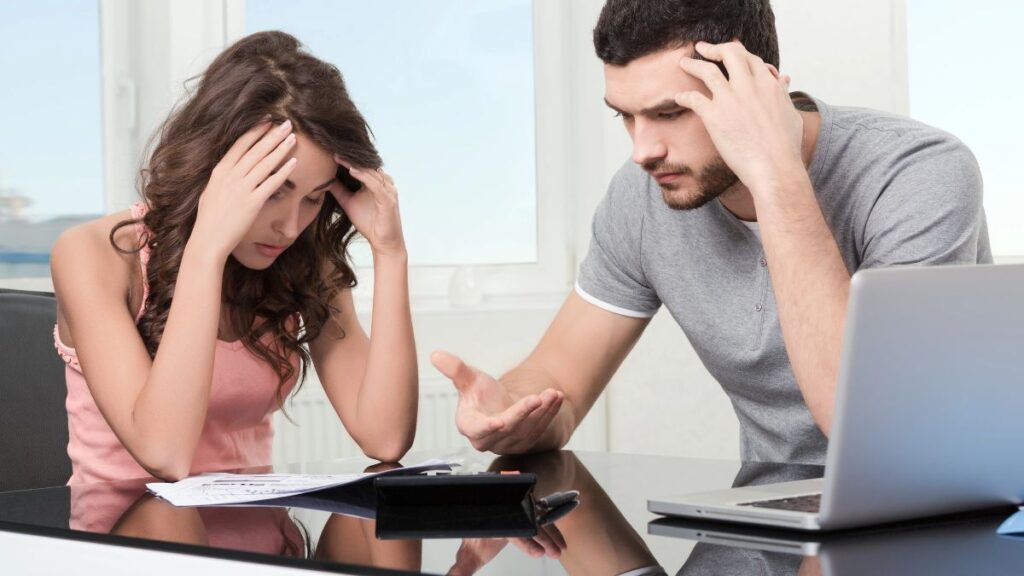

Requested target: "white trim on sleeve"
[
  {"left": 574, "top": 281, "right": 656, "bottom": 319},
  {"left": 617, "top": 566, "right": 669, "bottom": 576},
  {"left": 740, "top": 219, "right": 762, "bottom": 240}
]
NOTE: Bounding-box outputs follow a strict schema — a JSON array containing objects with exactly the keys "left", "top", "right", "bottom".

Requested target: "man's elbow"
[
  {"left": 811, "top": 403, "right": 834, "bottom": 440},
  {"left": 818, "top": 418, "right": 832, "bottom": 440}
]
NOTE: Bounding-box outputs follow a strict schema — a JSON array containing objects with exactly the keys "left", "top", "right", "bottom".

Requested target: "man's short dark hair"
[{"left": 593, "top": 0, "right": 779, "bottom": 68}]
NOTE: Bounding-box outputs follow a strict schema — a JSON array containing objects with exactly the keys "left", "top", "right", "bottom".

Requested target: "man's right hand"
[{"left": 430, "top": 351, "right": 565, "bottom": 454}]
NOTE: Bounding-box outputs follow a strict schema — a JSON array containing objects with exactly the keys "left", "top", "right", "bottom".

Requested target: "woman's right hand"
[{"left": 190, "top": 118, "right": 298, "bottom": 260}]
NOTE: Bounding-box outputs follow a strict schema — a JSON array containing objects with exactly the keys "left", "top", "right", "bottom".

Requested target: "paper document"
[{"left": 146, "top": 460, "right": 452, "bottom": 508}]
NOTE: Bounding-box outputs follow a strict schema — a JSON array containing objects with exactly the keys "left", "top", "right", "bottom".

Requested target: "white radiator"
[
  {"left": 271, "top": 377, "right": 471, "bottom": 466},
  {"left": 272, "top": 376, "right": 607, "bottom": 466}
]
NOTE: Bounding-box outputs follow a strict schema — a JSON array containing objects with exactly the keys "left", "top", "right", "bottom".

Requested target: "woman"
[{"left": 51, "top": 30, "right": 417, "bottom": 483}]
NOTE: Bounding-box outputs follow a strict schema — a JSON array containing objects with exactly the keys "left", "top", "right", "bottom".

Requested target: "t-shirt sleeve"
[
  {"left": 860, "top": 134, "right": 991, "bottom": 269},
  {"left": 576, "top": 163, "right": 661, "bottom": 318}
]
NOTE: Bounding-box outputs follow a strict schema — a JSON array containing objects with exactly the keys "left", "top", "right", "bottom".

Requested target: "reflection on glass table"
[{"left": 3, "top": 451, "right": 1023, "bottom": 575}]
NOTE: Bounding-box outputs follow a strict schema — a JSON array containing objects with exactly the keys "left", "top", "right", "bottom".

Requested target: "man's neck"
[{"left": 718, "top": 109, "right": 821, "bottom": 222}]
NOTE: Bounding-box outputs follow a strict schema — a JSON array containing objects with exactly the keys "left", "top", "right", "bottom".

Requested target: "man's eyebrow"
[
  {"left": 640, "top": 99, "right": 686, "bottom": 115},
  {"left": 604, "top": 98, "right": 627, "bottom": 115},
  {"left": 282, "top": 177, "right": 336, "bottom": 192},
  {"left": 604, "top": 98, "right": 686, "bottom": 116}
]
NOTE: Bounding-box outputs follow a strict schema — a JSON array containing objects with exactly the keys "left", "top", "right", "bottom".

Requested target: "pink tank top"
[{"left": 55, "top": 202, "right": 298, "bottom": 485}]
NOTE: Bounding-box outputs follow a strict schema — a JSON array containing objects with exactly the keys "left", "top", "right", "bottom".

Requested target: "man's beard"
[{"left": 643, "top": 155, "right": 739, "bottom": 211}]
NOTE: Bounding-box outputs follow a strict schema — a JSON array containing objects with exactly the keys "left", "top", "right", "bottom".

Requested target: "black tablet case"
[{"left": 375, "top": 473, "right": 538, "bottom": 539}]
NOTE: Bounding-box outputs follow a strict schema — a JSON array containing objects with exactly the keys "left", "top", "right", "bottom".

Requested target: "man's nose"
[{"left": 631, "top": 120, "right": 668, "bottom": 167}]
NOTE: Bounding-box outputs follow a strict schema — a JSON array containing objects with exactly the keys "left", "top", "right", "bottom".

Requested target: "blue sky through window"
[
  {"left": 247, "top": 0, "right": 537, "bottom": 266},
  {"left": 0, "top": 0, "right": 103, "bottom": 276},
  {"left": 0, "top": 0, "right": 103, "bottom": 220}
]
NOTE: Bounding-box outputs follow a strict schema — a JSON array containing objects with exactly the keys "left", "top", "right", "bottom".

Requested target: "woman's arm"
[
  {"left": 309, "top": 263, "right": 416, "bottom": 462},
  {"left": 110, "top": 494, "right": 209, "bottom": 545},
  {"left": 53, "top": 120, "right": 298, "bottom": 480},
  {"left": 310, "top": 163, "right": 417, "bottom": 462},
  {"left": 53, "top": 222, "right": 224, "bottom": 481}
]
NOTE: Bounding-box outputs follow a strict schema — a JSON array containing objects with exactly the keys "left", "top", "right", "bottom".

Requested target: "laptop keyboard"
[{"left": 738, "top": 493, "right": 821, "bottom": 513}]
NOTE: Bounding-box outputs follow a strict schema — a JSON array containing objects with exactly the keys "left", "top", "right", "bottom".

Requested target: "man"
[{"left": 432, "top": 0, "right": 991, "bottom": 464}]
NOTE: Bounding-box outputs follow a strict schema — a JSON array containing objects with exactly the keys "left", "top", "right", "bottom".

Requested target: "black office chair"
[{"left": 0, "top": 288, "right": 72, "bottom": 490}]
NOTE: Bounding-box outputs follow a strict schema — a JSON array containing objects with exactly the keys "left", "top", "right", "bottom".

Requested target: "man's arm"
[
  {"left": 676, "top": 41, "right": 986, "bottom": 438},
  {"left": 753, "top": 171, "right": 850, "bottom": 438},
  {"left": 676, "top": 41, "right": 847, "bottom": 436},
  {"left": 689, "top": 153, "right": 848, "bottom": 437},
  {"left": 432, "top": 291, "right": 650, "bottom": 454}
]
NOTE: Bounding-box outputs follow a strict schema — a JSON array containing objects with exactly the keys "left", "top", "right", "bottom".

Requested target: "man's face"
[{"left": 604, "top": 45, "right": 738, "bottom": 210}]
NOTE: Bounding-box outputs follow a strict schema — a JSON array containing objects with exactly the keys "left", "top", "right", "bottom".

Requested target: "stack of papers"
[{"left": 146, "top": 460, "right": 452, "bottom": 517}]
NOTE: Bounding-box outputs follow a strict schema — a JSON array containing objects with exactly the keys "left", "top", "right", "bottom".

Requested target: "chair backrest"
[{"left": 0, "top": 288, "right": 72, "bottom": 490}]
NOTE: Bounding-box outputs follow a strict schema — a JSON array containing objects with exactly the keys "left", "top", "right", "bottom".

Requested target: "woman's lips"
[{"left": 256, "top": 243, "right": 287, "bottom": 257}]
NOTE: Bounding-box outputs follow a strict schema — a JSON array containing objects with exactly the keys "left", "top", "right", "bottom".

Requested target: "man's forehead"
[{"left": 603, "top": 45, "right": 700, "bottom": 111}]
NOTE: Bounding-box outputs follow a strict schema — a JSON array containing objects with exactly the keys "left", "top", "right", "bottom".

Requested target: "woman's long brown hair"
[{"left": 111, "top": 31, "right": 382, "bottom": 405}]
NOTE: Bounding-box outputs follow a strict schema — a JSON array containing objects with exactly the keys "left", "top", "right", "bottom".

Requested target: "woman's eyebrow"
[{"left": 282, "top": 177, "right": 336, "bottom": 191}]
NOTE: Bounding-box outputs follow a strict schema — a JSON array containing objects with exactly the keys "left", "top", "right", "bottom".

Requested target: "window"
[
  {"left": 0, "top": 1, "right": 104, "bottom": 278},
  {"left": 245, "top": 0, "right": 538, "bottom": 269},
  {"left": 232, "top": 0, "right": 571, "bottom": 299},
  {"left": 1, "top": 1, "right": 572, "bottom": 297},
  {"left": 907, "top": 0, "right": 1024, "bottom": 256}
]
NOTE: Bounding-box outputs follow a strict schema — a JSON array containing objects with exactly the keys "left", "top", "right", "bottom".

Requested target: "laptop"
[
  {"left": 648, "top": 514, "right": 1024, "bottom": 574},
  {"left": 648, "top": 263, "right": 1024, "bottom": 531}
]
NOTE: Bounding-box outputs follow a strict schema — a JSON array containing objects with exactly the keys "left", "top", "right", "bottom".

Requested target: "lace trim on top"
[{"left": 54, "top": 325, "right": 81, "bottom": 371}]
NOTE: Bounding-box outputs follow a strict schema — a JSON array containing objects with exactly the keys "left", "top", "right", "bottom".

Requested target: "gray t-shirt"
[{"left": 577, "top": 98, "right": 992, "bottom": 465}]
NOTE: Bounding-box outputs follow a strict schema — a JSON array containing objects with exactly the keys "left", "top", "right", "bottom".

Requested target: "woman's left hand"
[{"left": 331, "top": 155, "right": 406, "bottom": 258}]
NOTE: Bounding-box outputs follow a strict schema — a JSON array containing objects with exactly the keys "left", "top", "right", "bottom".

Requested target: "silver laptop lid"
[{"left": 821, "top": 264, "right": 1024, "bottom": 529}]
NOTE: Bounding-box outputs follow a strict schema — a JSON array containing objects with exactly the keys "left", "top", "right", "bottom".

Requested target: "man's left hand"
[{"left": 675, "top": 40, "right": 805, "bottom": 198}]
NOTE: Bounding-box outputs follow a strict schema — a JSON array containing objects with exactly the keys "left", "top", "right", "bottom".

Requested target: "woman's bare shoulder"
[{"left": 51, "top": 210, "right": 140, "bottom": 289}]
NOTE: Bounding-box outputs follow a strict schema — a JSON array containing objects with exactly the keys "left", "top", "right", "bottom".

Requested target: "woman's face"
[{"left": 231, "top": 131, "right": 337, "bottom": 270}]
